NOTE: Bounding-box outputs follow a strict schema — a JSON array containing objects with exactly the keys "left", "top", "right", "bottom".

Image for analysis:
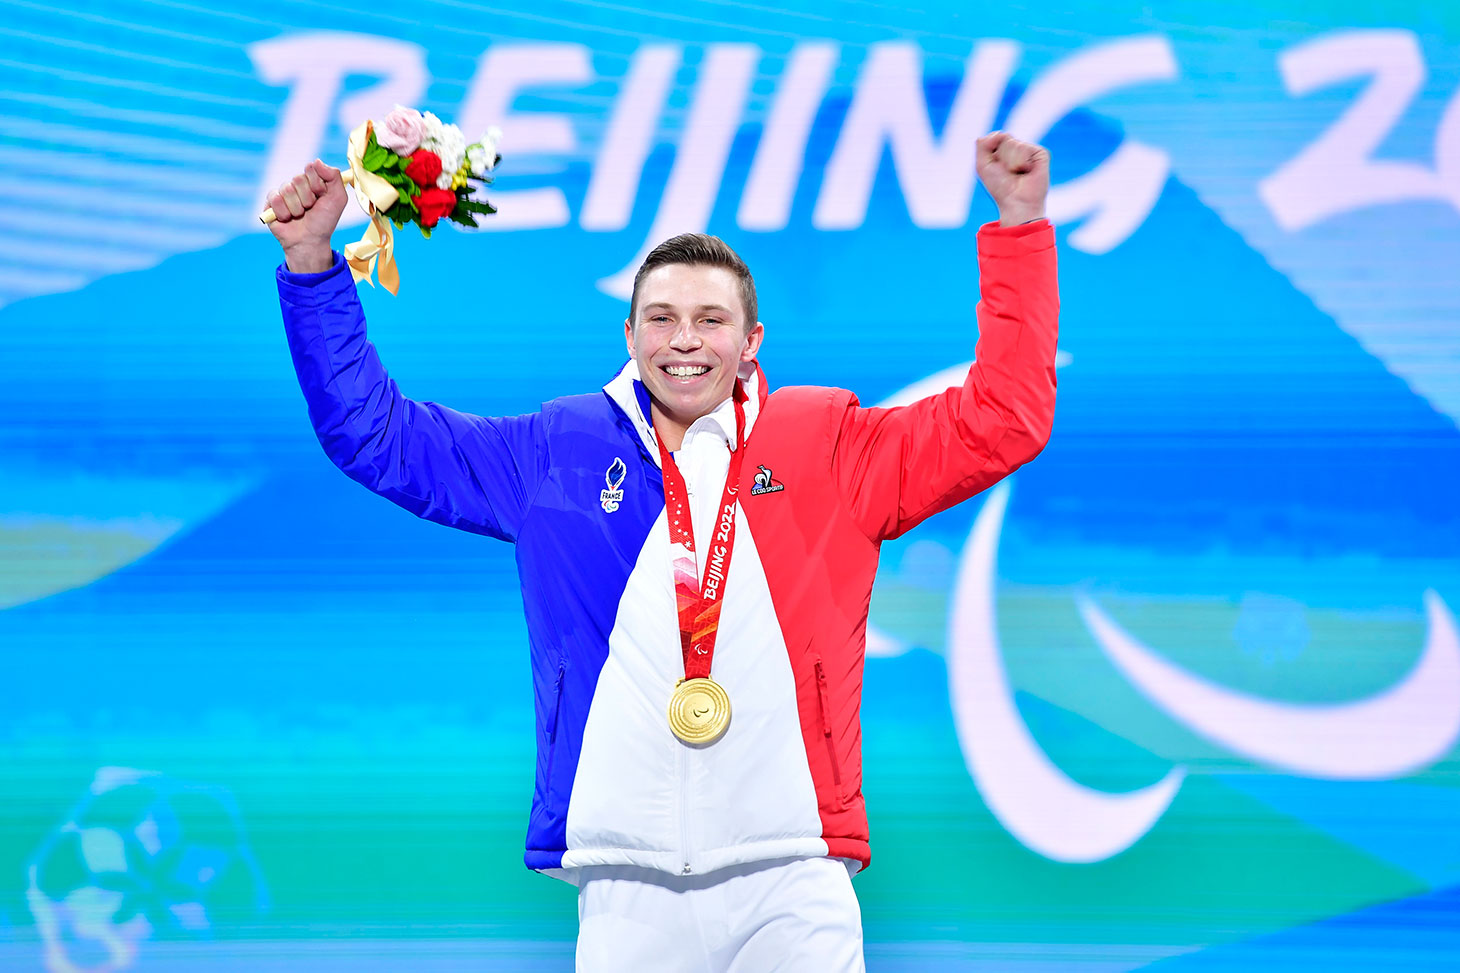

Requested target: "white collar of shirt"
[
  {"left": 603, "top": 359, "right": 762, "bottom": 464},
  {"left": 682, "top": 395, "right": 739, "bottom": 452}
]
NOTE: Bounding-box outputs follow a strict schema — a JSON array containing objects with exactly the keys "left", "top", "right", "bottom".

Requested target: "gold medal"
[{"left": 668, "top": 677, "right": 732, "bottom": 745}]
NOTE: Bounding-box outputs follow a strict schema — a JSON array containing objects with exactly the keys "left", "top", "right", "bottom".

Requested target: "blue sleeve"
[{"left": 276, "top": 252, "right": 545, "bottom": 542}]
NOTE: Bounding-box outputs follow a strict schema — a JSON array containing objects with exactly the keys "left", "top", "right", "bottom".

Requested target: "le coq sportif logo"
[{"left": 750, "top": 466, "right": 785, "bottom": 496}]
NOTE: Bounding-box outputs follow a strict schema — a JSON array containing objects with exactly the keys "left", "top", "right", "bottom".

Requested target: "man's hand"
[
  {"left": 976, "top": 132, "right": 1050, "bottom": 227},
  {"left": 266, "top": 160, "right": 349, "bottom": 273}
]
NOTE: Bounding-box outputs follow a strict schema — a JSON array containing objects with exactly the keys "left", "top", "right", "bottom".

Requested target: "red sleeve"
[{"left": 832, "top": 218, "right": 1059, "bottom": 541}]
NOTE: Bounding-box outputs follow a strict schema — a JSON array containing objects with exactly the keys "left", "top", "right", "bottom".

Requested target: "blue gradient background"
[{"left": 2, "top": 1, "right": 1459, "bottom": 970}]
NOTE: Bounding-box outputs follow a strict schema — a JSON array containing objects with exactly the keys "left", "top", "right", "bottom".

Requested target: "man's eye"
[
  {"left": 651, "top": 315, "right": 671, "bottom": 323},
  {"left": 703, "top": 318, "right": 722, "bottom": 326}
]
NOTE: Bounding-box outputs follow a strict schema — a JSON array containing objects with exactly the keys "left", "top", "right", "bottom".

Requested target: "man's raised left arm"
[{"left": 832, "top": 133, "right": 1058, "bottom": 541}]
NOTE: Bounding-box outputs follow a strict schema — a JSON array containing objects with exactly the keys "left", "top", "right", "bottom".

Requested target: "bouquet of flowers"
[
  {"left": 260, "top": 106, "right": 500, "bottom": 294},
  {"left": 363, "top": 105, "right": 501, "bottom": 235}
]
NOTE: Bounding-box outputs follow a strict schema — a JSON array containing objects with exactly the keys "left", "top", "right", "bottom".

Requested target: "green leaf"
[
  {"left": 383, "top": 200, "right": 416, "bottom": 226},
  {"left": 362, "top": 144, "right": 388, "bottom": 170},
  {"left": 383, "top": 150, "right": 398, "bottom": 167}
]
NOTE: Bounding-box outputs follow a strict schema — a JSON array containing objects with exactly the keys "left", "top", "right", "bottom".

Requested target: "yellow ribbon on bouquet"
[{"left": 340, "top": 121, "right": 403, "bottom": 295}]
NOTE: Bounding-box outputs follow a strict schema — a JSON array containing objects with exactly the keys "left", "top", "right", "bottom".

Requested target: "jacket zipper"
[
  {"left": 814, "top": 660, "right": 844, "bottom": 804},
  {"left": 678, "top": 742, "right": 692, "bottom": 874}
]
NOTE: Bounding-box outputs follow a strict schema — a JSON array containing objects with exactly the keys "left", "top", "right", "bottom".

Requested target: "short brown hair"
[{"left": 629, "top": 233, "right": 757, "bottom": 330}]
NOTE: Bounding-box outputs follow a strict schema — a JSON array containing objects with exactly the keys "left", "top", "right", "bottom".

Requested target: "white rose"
[
  {"left": 467, "top": 145, "right": 489, "bottom": 177},
  {"left": 436, "top": 126, "right": 466, "bottom": 172},
  {"left": 420, "top": 111, "right": 445, "bottom": 146},
  {"left": 469, "top": 126, "right": 501, "bottom": 175}
]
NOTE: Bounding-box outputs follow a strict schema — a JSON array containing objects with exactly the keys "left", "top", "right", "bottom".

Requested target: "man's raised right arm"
[{"left": 269, "top": 162, "right": 545, "bottom": 542}]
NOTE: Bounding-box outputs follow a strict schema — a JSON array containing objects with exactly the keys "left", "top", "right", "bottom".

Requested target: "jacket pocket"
[
  {"left": 544, "top": 660, "right": 566, "bottom": 783},
  {"left": 814, "top": 659, "right": 844, "bottom": 806}
]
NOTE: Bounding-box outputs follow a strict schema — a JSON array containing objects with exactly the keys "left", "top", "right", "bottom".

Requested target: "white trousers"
[{"left": 575, "top": 857, "right": 866, "bottom": 973}]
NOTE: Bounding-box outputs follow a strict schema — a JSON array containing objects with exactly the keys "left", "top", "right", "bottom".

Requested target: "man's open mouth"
[{"left": 663, "top": 365, "right": 710, "bottom": 378}]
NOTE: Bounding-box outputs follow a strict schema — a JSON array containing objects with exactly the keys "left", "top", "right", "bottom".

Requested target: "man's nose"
[{"left": 669, "top": 321, "right": 701, "bottom": 349}]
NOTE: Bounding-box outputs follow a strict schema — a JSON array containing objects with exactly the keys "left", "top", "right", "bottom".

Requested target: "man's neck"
[
  {"left": 651, "top": 394, "right": 706, "bottom": 449},
  {"left": 651, "top": 403, "right": 691, "bottom": 452}
]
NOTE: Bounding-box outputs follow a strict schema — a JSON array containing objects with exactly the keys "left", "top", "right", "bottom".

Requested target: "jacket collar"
[{"left": 603, "top": 359, "right": 767, "bottom": 466}]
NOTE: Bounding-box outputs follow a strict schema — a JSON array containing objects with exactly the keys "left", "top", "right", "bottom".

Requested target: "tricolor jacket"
[{"left": 275, "top": 219, "right": 1058, "bottom": 880}]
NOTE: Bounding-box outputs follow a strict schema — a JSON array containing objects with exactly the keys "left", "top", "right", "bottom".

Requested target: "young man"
[{"left": 267, "top": 130, "right": 1056, "bottom": 972}]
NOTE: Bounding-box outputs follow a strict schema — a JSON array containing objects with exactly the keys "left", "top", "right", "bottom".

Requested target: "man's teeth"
[{"left": 665, "top": 365, "right": 710, "bottom": 377}]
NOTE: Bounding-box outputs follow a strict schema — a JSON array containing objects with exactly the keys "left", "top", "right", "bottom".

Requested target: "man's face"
[{"left": 625, "top": 263, "right": 764, "bottom": 430}]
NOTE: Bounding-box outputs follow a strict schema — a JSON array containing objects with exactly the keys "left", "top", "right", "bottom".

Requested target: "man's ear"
[
  {"left": 624, "top": 317, "right": 634, "bottom": 358},
  {"left": 741, "top": 321, "right": 765, "bottom": 362}
]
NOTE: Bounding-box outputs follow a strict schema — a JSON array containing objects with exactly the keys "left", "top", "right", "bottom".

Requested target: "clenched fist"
[
  {"left": 976, "top": 132, "right": 1049, "bottom": 227},
  {"left": 266, "top": 159, "right": 349, "bottom": 273}
]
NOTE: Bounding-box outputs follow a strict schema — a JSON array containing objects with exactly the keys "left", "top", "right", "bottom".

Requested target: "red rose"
[
  {"left": 403, "top": 149, "right": 442, "bottom": 187},
  {"left": 414, "top": 187, "right": 458, "bottom": 228}
]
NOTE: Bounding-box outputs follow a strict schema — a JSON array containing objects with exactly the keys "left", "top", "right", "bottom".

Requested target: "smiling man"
[
  {"left": 268, "top": 130, "right": 1057, "bottom": 972},
  {"left": 627, "top": 239, "right": 763, "bottom": 450}
]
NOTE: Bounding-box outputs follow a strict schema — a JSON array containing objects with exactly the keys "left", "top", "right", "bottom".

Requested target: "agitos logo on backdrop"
[{"left": 941, "top": 484, "right": 1460, "bottom": 864}]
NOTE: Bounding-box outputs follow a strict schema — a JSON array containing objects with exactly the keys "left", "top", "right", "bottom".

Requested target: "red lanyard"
[{"left": 656, "top": 384, "right": 748, "bottom": 680}]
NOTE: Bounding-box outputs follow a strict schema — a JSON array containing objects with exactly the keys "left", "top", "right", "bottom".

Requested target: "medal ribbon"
[{"left": 657, "top": 382, "right": 749, "bottom": 681}]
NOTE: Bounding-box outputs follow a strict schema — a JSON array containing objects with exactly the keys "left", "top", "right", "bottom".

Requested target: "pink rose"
[{"left": 375, "top": 106, "right": 424, "bottom": 155}]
